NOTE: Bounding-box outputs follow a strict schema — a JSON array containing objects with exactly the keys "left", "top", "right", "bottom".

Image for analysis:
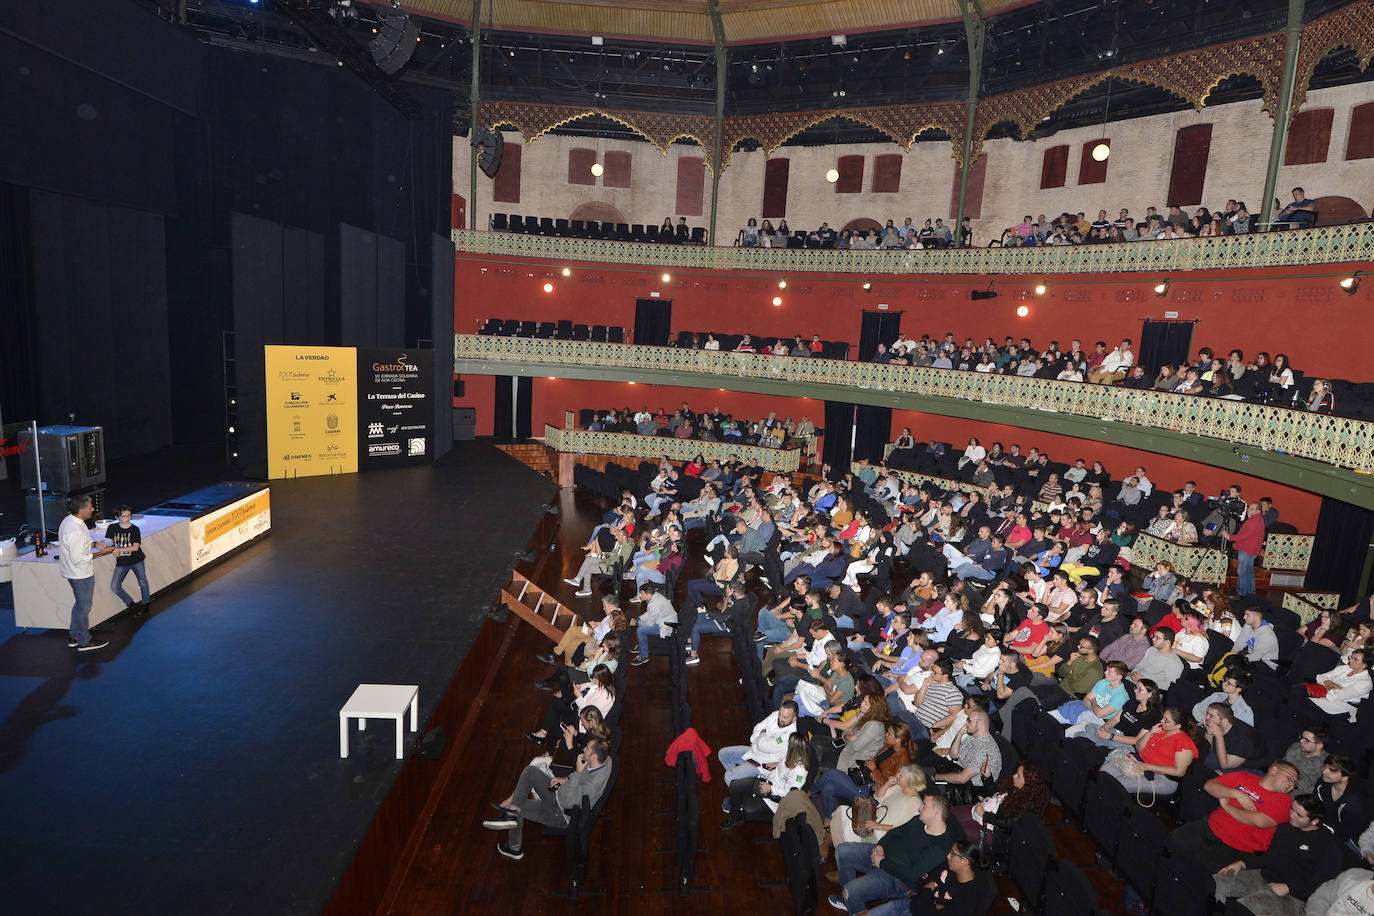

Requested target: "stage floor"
[{"left": 0, "top": 443, "right": 555, "bottom": 916}]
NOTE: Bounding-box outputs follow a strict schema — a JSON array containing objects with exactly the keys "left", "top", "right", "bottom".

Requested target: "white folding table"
[{"left": 339, "top": 683, "right": 419, "bottom": 760}]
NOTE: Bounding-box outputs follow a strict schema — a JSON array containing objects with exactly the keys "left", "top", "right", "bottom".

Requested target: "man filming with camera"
[{"left": 1226, "top": 502, "right": 1267, "bottom": 599}]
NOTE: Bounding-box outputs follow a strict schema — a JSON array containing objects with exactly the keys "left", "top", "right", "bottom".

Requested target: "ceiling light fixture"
[
  {"left": 1153, "top": 280, "right": 1170, "bottom": 297},
  {"left": 1340, "top": 272, "right": 1363, "bottom": 294},
  {"left": 1033, "top": 283, "right": 1047, "bottom": 296},
  {"left": 861, "top": 281, "right": 872, "bottom": 292},
  {"left": 1092, "top": 74, "right": 1114, "bottom": 162}
]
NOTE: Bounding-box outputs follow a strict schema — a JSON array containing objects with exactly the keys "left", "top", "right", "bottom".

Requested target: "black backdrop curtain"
[
  {"left": 492, "top": 376, "right": 531, "bottom": 442},
  {"left": 858, "top": 310, "right": 902, "bottom": 361},
  {"left": 822, "top": 401, "right": 855, "bottom": 474},
  {"left": 1137, "top": 319, "right": 1195, "bottom": 378},
  {"left": 854, "top": 406, "right": 891, "bottom": 463},
  {"left": 1306, "top": 497, "right": 1374, "bottom": 605},
  {"left": 634, "top": 298, "right": 672, "bottom": 346}
]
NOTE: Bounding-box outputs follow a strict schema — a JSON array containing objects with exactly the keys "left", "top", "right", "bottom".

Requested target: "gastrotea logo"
[{"left": 372, "top": 352, "right": 419, "bottom": 373}]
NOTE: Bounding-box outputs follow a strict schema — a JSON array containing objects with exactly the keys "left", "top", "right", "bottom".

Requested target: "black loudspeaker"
[
  {"left": 454, "top": 406, "right": 476, "bottom": 441},
  {"left": 970, "top": 289, "right": 999, "bottom": 301},
  {"left": 470, "top": 126, "right": 504, "bottom": 178},
  {"left": 416, "top": 727, "right": 447, "bottom": 759},
  {"left": 453, "top": 378, "right": 465, "bottom": 398},
  {"left": 369, "top": 9, "right": 421, "bottom": 75}
]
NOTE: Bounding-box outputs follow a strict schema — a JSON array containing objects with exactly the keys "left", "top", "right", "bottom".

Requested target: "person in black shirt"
[
  {"left": 1202, "top": 703, "right": 1265, "bottom": 774},
  {"left": 105, "top": 504, "right": 151, "bottom": 615},
  {"left": 913, "top": 840, "right": 997, "bottom": 916},
  {"left": 1075, "top": 598, "right": 1129, "bottom": 648},
  {"left": 1211, "top": 794, "right": 1345, "bottom": 915}
]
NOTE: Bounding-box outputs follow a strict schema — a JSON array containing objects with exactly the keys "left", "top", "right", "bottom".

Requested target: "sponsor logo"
[
  {"left": 326, "top": 414, "right": 339, "bottom": 431},
  {"left": 277, "top": 370, "right": 309, "bottom": 379},
  {"left": 368, "top": 443, "right": 402, "bottom": 456},
  {"left": 324, "top": 443, "right": 342, "bottom": 455},
  {"left": 367, "top": 423, "right": 384, "bottom": 438},
  {"left": 290, "top": 392, "right": 301, "bottom": 401},
  {"left": 282, "top": 453, "right": 311, "bottom": 461},
  {"left": 372, "top": 352, "right": 419, "bottom": 373},
  {"left": 387, "top": 425, "right": 398, "bottom": 435},
  {"left": 408, "top": 437, "right": 426, "bottom": 456},
  {"left": 0, "top": 438, "right": 29, "bottom": 458},
  {"left": 292, "top": 418, "right": 302, "bottom": 433},
  {"left": 296, "top": 354, "right": 330, "bottom": 361}
]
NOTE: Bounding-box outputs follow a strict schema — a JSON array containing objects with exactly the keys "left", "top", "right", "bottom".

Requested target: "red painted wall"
[{"left": 455, "top": 253, "right": 1374, "bottom": 377}]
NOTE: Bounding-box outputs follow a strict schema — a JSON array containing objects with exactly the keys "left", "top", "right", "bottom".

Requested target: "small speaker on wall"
[{"left": 454, "top": 378, "right": 465, "bottom": 398}]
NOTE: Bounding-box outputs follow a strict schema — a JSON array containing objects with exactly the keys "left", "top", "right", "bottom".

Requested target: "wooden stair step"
[{"left": 500, "top": 571, "right": 579, "bottom": 642}]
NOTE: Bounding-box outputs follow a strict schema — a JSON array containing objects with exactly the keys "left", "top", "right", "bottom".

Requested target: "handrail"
[
  {"left": 452, "top": 222, "right": 1374, "bottom": 276},
  {"left": 457, "top": 336, "right": 1374, "bottom": 474},
  {"left": 544, "top": 425, "right": 801, "bottom": 472}
]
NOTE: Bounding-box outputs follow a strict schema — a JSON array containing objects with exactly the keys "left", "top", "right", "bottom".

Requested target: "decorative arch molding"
[
  {"left": 477, "top": 100, "right": 717, "bottom": 173},
  {"left": 718, "top": 103, "right": 967, "bottom": 172},
  {"left": 968, "top": 31, "right": 1287, "bottom": 162},
  {"left": 568, "top": 202, "right": 626, "bottom": 225},
  {"left": 1292, "top": 0, "right": 1374, "bottom": 117}
]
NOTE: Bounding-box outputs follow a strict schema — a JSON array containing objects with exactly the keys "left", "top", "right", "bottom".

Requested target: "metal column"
[
  {"left": 953, "top": 0, "right": 985, "bottom": 247},
  {"left": 1259, "top": 0, "right": 1305, "bottom": 227},
  {"left": 468, "top": 0, "right": 482, "bottom": 231},
  {"left": 707, "top": 0, "right": 727, "bottom": 246}
]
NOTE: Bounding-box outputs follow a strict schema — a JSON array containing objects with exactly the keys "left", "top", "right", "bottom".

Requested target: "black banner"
[{"left": 357, "top": 348, "right": 433, "bottom": 470}]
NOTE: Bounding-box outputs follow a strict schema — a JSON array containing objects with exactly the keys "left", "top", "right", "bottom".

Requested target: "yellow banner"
[{"left": 265, "top": 345, "right": 358, "bottom": 479}]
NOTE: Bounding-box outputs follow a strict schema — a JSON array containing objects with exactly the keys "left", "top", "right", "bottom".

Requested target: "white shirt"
[
  {"left": 761, "top": 763, "right": 809, "bottom": 812},
  {"left": 58, "top": 514, "right": 95, "bottom": 580},
  {"left": 961, "top": 644, "right": 1001, "bottom": 679},
  {"left": 703, "top": 339, "right": 720, "bottom": 350},
  {"left": 1135, "top": 473, "right": 1154, "bottom": 496},
  {"left": 747, "top": 713, "right": 799, "bottom": 765},
  {"left": 1101, "top": 348, "right": 1134, "bottom": 372},
  {"left": 1311, "top": 665, "right": 1373, "bottom": 719}
]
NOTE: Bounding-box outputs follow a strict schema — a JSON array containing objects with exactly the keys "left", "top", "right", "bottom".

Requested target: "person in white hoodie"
[
  {"left": 1305, "top": 649, "right": 1372, "bottom": 721},
  {"left": 1304, "top": 867, "right": 1374, "bottom": 916},
  {"left": 717, "top": 701, "right": 799, "bottom": 784}
]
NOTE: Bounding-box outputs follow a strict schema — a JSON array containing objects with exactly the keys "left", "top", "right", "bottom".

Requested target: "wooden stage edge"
[{"left": 322, "top": 513, "right": 560, "bottom": 916}]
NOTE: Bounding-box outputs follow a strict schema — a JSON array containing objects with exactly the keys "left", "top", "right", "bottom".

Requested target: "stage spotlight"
[
  {"left": 1153, "top": 280, "right": 1169, "bottom": 297},
  {"left": 778, "top": 280, "right": 787, "bottom": 289},
  {"left": 1017, "top": 305, "right": 1030, "bottom": 318},
  {"left": 861, "top": 281, "right": 872, "bottom": 292},
  {"left": 1340, "top": 272, "right": 1362, "bottom": 295},
  {"left": 542, "top": 282, "right": 553, "bottom": 293},
  {"left": 1033, "top": 283, "right": 1047, "bottom": 296},
  {"left": 772, "top": 296, "right": 783, "bottom": 307},
  {"left": 661, "top": 272, "right": 671, "bottom": 282},
  {"left": 561, "top": 267, "right": 571, "bottom": 277}
]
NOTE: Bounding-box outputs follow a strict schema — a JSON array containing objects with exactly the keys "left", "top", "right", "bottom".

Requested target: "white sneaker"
[
  {"left": 685, "top": 653, "right": 700, "bottom": 666},
  {"left": 575, "top": 589, "right": 592, "bottom": 597},
  {"left": 563, "top": 578, "right": 580, "bottom": 586}
]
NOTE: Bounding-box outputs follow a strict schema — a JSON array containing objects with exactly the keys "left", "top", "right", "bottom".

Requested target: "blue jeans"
[
  {"left": 756, "top": 607, "right": 792, "bottom": 643},
  {"left": 636, "top": 622, "right": 666, "bottom": 657},
  {"left": 836, "top": 842, "right": 911, "bottom": 914},
  {"left": 690, "top": 614, "right": 729, "bottom": 652},
  {"left": 111, "top": 561, "right": 150, "bottom": 606},
  {"left": 1236, "top": 551, "right": 1257, "bottom": 597},
  {"left": 687, "top": 578, "right": 725, "bottom": 610},
  {"left": 67, "top": 575, "right": 96, "bottom": 647},
  {"left": 635, "top": 566, "right": 666, "bottom": 592},
  {"left": 814, "top": 768, "right": 867, "bottom": 818},
  {"left": 717, "top": 745, "right": 759, "bottom": 785}
]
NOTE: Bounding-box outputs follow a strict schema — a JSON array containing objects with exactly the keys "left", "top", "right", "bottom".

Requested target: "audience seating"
[{"left": 488, "top": 214, "right": 707, "bottom": 244}]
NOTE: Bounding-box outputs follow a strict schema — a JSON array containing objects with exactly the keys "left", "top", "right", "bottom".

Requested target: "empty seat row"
[
  {"left": 478, "top": 318, "right": 624, "bottom": 343},
  {"left": 489, "top": 214, "right": 708, "bottom": 245}
]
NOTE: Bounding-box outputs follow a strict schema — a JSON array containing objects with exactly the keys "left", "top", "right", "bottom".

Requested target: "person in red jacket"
[{"left": 1225, "top": 503, "right": 1266, "bottom": 597}]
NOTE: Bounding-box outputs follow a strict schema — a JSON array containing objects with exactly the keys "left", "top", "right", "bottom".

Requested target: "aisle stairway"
[
  {"left": 496, "top": 442, "right": 557, "bottom": 477},
  {"left": 500, "top": 570, "right": 577, "bottom": 642}
]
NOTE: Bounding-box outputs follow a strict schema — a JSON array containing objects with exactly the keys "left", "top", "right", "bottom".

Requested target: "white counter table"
[{"left": 11, "top": 484, "right": 271, "bottom": 631}]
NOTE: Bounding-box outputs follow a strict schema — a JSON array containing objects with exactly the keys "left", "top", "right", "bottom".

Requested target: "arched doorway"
[
  {"left": 570, "top": 201, "right": 626, "bottom": 225},
  {"left": 840, "top": 217, "right": 883, "bottom": 239}
]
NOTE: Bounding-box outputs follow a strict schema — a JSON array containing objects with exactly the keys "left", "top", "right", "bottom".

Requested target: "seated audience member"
[
  {"left": 831, "top": 793, "right": 955, "bottom": 915},
  {"left": 1314, "top": 754, "right": 1372, "bottom": 845},
  {"left": 1192, "top": 671, "right": 1255, "bottom": 725},
  {"left": 830, "top": 763, "right": 927, "bottom": 852},
  {"left": 1275, "top": 186, "right": 1317, "bottom": 228},
  {"left": 930, "top": 709, "right": 1003, "bottom": 800},
  {"left": 536, "top": 594, "right": 627, "bottom": 677},
  {"left": 1231, "top": 606, "right": 1281, "bottom": 671},
  {"left": 908, "top": 840, "right": 996, "bottom": 916},
  {"left": 1099, "top": 706, "right": 1200, "bottom": 796},
  {"left": 1282, "top": 724, "right": 1329, "bottom": 795},
  {"left": 812, "top": 720, "right": 915, "bottom": 819},
  {"left": 1131, "top": 627, "right": 1185, "bottom": 690},
  {"left": 980, "top": 648, "right": 1033, "bottom": 712},
  {"left": 1100, "top": 615, "right": 1153, "bottom": 670},
  {"left": 482, "top": 737, "right": 613, "bottom": 861},
  {"left": 1054, "top": 636, "right": 1107, "bottom": 699},
  {"left": 1199, "top": 702, "right": 1266, "bottom": 774},
  {"left": 629, "top": 582, "right": 678, "bottom": 665},
  {"left": 1300, "top": 648, "right": 1372, "bottom": 720},
  {"left": 564, "top": 526, "right": 634, "bottom": 596},
  {"left": 1169, "top": 762, "right": 1299, "bottom": 881},
  {"left": 1210, "top": 793, "right": 1345, "bottom": 916},
  {"left": 720, "top": 733, "right": 809, "bottom": 828},
  {"left": 1071, "top": 677, "right": 1163, "bottom": 748},
  {"left": 1087, "top": 338, "right": 1134, "bottom": 384},
  {"left": 1306, "top": 868, "right": 1374, "bottom": 916},
  {"left": 1053, "top": 659, "right": 1128, "bottom": 731},
  {"left": 899, "top": 659, "right": 964, "bottom": 741},
  {"left": 718, "top": 701, "right": 799, "bottom": 784},
  {"left": 1173, "top": 610, "right": 1211, "bottom": 668}
]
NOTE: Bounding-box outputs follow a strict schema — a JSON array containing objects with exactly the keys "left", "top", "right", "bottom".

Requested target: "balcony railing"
[
  {"left": 452, "top": 222, "right": 1374, "bottom": 276},
  {"left": 544, "top": 425, "right": 801, "bottom": 472},
  {"left": 457, "top": 335, "right": 1374, "bottom": 473}
]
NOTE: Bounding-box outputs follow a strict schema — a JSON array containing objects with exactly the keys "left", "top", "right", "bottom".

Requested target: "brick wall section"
[{"left": 456, "top": 82, "right": 1374, "bottom": 243}]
